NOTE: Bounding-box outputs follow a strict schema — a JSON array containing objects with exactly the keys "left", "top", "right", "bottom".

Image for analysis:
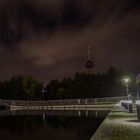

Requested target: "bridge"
[{"left": 0, "top": 96, "right": 128, "bottom": 111}]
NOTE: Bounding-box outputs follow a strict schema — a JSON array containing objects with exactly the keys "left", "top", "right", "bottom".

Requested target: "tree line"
[
  {"left": 45, "top": 67, "right": 136, "bottom": 100},
  {"left": 0, "top": 76, "right": 43, "bottom": 100},
  {"left": 0, "top": 67, "right": 137, "bottom": 100}
]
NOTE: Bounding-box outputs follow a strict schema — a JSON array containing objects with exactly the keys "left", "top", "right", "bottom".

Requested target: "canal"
[{"left": 0, "top": 110, "right": 109, "bottom": 140}]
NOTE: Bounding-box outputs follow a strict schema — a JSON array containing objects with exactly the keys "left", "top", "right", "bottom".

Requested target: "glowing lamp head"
[{"left": 123, "top": 78, "right": 130, "bottom": 84}]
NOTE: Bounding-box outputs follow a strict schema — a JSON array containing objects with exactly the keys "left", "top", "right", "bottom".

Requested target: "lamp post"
[
  {"left": 123, "top": 78, "right": 130, "bottom": 98},
  {"left": 123, "top": 78, "right": 133, "bottom": 113}
]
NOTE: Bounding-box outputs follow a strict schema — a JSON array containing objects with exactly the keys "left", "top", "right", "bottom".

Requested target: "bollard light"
[{"left": 120, "top": 100, "right": 133, "bottom": 113}]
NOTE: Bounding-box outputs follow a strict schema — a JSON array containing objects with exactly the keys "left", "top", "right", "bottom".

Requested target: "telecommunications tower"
[{"left": 85, "top": 46, "right": 94, "bottom": 73}]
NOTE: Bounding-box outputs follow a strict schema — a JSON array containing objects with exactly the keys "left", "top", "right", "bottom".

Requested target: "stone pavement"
[{"left": 90, "top": 104, "right": 140, "bottom": 140}]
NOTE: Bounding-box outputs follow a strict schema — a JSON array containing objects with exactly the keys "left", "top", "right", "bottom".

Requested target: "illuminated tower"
[{"left": 85, "top": 46, "right": 94, "bottom": 73}]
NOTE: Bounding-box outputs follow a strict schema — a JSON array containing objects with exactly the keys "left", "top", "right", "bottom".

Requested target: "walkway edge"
[{"left": 90, "top": 107, "right": 113, "bottom": 140}]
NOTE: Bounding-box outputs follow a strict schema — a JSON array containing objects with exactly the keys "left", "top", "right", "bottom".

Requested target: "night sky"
[{"left": 0, "top": 0, "right": 140, "bottom": 83}]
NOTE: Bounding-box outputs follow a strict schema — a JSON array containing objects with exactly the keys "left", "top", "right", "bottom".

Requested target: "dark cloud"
[
  {"left": 125, "top": 0, "right": 140, "bottom": 10},
  {"left": 0, "top": 0, "right": 95, "bottom": 46},
  {"left": 0, "top": 0, "right": 140, "bottom": 82}
]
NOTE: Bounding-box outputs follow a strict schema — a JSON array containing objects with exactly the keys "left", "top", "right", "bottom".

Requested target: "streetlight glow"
[{"left": 124, "top": 78, "right": 130, "bottom": 84}]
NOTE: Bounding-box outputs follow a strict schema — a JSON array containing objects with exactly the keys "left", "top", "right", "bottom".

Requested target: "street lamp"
[
  {"left": 123, "top": 78, "right": 130, "bottom": 97},
  {"left": 123, "top": 77, "right": 133, "bottom": 113}
]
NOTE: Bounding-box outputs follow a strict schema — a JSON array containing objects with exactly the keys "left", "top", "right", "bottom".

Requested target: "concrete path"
[{"left": 91, "top": 104, "right": 140, "bottom": 140}]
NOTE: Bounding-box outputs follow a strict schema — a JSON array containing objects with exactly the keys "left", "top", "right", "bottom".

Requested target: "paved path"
[{"left": 91, "top": 104, "right": 140, "bottom": 140}]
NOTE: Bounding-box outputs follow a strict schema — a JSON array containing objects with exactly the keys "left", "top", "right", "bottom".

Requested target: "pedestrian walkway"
[{"left": 90, "top": 104, "right": 140, "bottom": 140}]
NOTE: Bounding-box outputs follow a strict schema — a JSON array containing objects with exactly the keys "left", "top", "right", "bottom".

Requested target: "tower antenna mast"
[
  {"left": 85, "top": 46, "right": 94, "bottom": 73},
  {"left": 88, "top": 46, "right": 91, "bottom": 60}
]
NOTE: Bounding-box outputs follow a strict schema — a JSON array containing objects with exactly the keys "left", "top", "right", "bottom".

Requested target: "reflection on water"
[{"left": 0, "top": 110, "right": 108, "bottom": 140}]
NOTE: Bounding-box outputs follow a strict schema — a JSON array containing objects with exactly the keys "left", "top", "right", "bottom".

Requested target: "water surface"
[{"left": 0, "top": 110, "right": 108, "bottom": 140}]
